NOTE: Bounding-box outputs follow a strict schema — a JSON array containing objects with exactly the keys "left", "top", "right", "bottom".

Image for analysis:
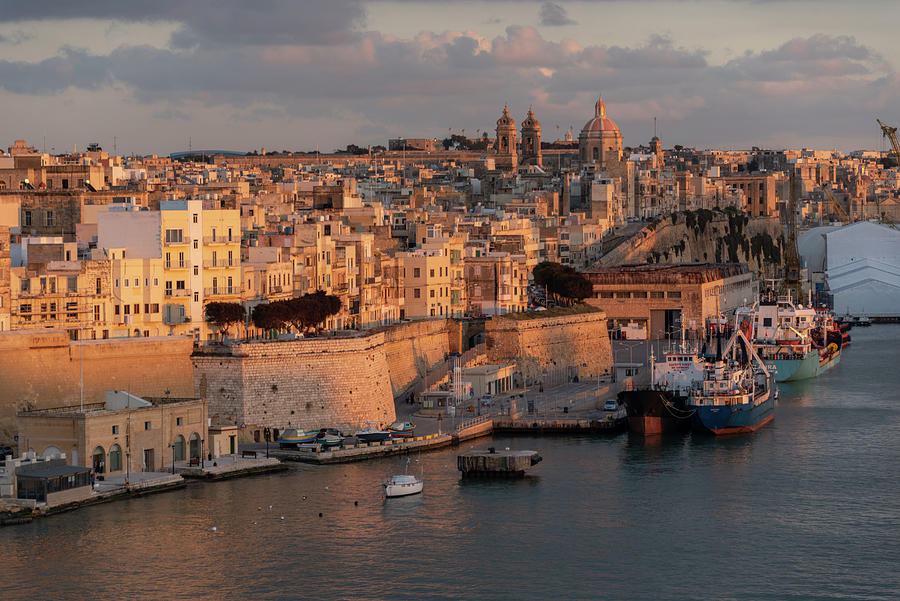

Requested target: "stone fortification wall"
[
  {"left": 0, "top": 331, "right": 194, "bottom": 445},
  {"left": 380, "top": 319, "right": 449, "bottom": 396},
  {"left": 599, "top": 214, "right": 783, "bottom": 280},
  {"left": 193, "top": 333, "right": 396, "bottom": 436},
  {"left": 485, "top": 310, "right": 612, "bottom": 382}
]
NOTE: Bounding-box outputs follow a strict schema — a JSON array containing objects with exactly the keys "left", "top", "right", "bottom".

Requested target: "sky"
[{"left": 1, "top": 1, "right": 899, "bottom": 156}]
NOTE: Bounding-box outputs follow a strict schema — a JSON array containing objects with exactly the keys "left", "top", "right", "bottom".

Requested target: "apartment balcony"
[
  {"left": 203, "top": 259, "right": 237, "bottom": 269},
  {"left": 204, "top": 286, "right": 242, "bottom": 297},
  {"left": 202, "top": 236, "right": 237, "bottom": 246},
  {"left": 163, "top": 237, "right": 192, "bottom": 247},
  {"left": 164, "top": 263, "right": 190, "bottom": 271},
  {"left": 164, "top": 289, "right": 191, "bottom": 298},
  {"left": 16, "top": 288, "right": 98, "bottom": 299}
]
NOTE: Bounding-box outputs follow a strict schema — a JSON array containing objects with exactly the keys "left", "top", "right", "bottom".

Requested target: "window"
[
  {"left": 165, "top": 229, "right": 183, "bottom": 243},
  {"left": 145, "top": 278, "right": 149, "bottom": 287},
  {"left": 114, "top": 305, "right": 120, "bottom": 315},
  {"left": 599, "top": 291, "right": 613, "bottom": 299},
  {"left": 123, "top": 304, "right": 130, "bottom": 315},
  {"left": 176, "top": 417, "right": 183, "bottom": 426},
  {"left": 133, "top": 303, "right": 140, "bottom": 314},
  {"left": 193, "top": 266, "right": 198, "bottom": 276},
  {"left": 178, "top": 252, "right": 184, "bottom": 268},
  {"left": 45, "top": 211, "right": 55, "bottom": 227},
  {"left": 112, "top": 425, "right": 119, "bottom": 435},
  {"left": 96, "top": 278, "right": 102, "bottom": 294},
  {"left": 115, "top": 278, "right": 120, "bottom": 288},
  {"left": 414, "top": 288, "right": 421, "bottom": 299},
  {"left": 153, "top": 278, "right": 158, "bottom": 286},
  {"left": 144, "top": 421, "right": 152, "bottom": 431},
  {"left": 134, "top": 278, "right": 139, "bottom": 287},
  {"left": 414, "top": 268, "right": 421, "bottom": 278},
  {"left": 165, "top": 253, "right": 171, "bottom": 269},
  {"left": 94, "top": 305, "right": 101, "bottom": 321},
  {"left": 150, "top": 303, "right": 159, "bottom": 313},
  {"left": 176, "top": 281, "right": 185, "bottom": 290},
  {"left": 124, "top": 279, "right": 129, "bottom": 288},
  {"left": 763, "top": 317, "right": 773, "bottom": 327},
  {"left": 145, "top": 303, "right": 150, "bottom": 314},
  {"left": 430, "top": 289, "right": 435, "bottom": 298},
  {"left": 194, "top": 292, "right": 199, "bottom": 302},
  {"left": 667, "top": 291, "right": 682, "bottom": 299},
  {"left": 429, "top": 269, "right": 435, "bottom": 277},
  {"left": 650, "top": 291, "right": 665, "bottom": 299},
  {"left": 192, "top": 213, "right": 198, "bottom": 224},
  {"left": 24, "top": 210, "right": 32, "bottom": 226}
]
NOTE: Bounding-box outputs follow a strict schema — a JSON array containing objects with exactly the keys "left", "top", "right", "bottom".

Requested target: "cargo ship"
[
  {"left": 688, "top": 330, "right": 775, "bottom": 436},
  {"left": 618, "top": 339, "right": 705, "bottom": 435},
  {"left": 734, "top": 291, "right": 843, "bottom": 382}
]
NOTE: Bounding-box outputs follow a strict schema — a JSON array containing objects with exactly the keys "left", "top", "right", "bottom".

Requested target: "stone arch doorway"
[
  {"left": 109, "top": 444, "right": 122, "bottom": 472},
  {"left": 189, "top": 433, "right": 200, "bottom": 459},
  {"left": 92, "top": 446, "right": 106, "bottom": 474},
  {"left": 173, "top": 435, "right": 185, "bottom": 462},
  {"left": 41, "top": 446, "right": 62, "bottom": 459}
]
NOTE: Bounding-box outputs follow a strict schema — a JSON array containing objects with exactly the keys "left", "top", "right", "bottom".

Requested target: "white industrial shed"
[{"left": 810, "top": 221, "right": 900, "bottom": 318}]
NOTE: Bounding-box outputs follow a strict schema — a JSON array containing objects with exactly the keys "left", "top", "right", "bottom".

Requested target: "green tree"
[
  {"left": 204, "top": 302, "right": 245, "bottom": 338},
  {"left": 532, "top": 261, "right": 593, "bottom": 306}
]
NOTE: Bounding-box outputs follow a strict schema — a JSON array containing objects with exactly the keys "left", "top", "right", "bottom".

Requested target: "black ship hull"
[{"left": 618, "top": 389, "right": 692, "bottom": 435}]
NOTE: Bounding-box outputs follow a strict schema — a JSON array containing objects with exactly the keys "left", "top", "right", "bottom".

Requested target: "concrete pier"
[{"left": 457, "top": 448, "right": 542, "bottom": 477}]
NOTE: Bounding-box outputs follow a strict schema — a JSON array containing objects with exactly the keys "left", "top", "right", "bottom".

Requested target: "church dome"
[{"left": 581, "top": 95, "right": 620, "bottom": 136}]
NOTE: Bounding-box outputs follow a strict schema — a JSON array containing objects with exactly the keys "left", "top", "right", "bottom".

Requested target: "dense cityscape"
[{"left": 2, "top": 2, "right": 900, "bottom": 600}]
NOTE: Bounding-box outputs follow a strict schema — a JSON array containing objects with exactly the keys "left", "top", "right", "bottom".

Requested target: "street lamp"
[
  {"left": 200, "top": 439, "right": 205, "bottom": 468},
  {"left": 169, "top": 443, "right": 175, "bottom": 475}
]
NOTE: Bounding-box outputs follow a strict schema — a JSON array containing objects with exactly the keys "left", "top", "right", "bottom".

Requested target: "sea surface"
[{"left": 2, "top": 326, "right": 899, "bottom": 601}]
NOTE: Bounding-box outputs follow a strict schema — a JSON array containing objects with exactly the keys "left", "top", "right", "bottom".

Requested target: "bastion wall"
[
  {"left": 0, "top": 331, "right": 194, "bottom": 444},
  {"left": 484, "top": 310, "right": 613, "bottom": 382},
  {"left": 193, "top": 333, "right": 397, "bottom": 435},
  {"left": 379, "top": 319, "right": 449, "bottom": 396}
]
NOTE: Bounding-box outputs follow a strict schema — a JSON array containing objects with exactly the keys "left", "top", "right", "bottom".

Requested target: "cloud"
[
  {"left": 539, "top": 2, "right": 576, "bottom": 26},
  {"left": 0, "top": 25, "right": 890, "bottom": 152},
  {"left": 0, "top": 30, "right": 34, "bottom": 45},
  {"left": 0, "top": 0, "right": 367, "bottom": 48}
]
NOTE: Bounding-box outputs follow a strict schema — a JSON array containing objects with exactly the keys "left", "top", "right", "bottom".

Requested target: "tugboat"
[
  {"left": 688, "top": 330, "right": 775, "bottom": 436},
  {"left": 618, "top": 332, "right": 705, "bottom": 435}
]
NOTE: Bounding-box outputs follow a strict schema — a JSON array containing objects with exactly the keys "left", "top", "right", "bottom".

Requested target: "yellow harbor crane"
[
  {"left": 876, "top": 118, "right": 899, "bottom": 225},
  {"left": 823, "top": 185, "right": 851, "bottom": 224}
]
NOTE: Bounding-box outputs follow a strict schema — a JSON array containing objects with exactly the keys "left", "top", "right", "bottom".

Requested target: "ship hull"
[
  {"left": 619, "top": 389, "right": 691, "bottom": 435},
  {"left": 691, "top": 392, "right": 774, "bottom": 436},
  {"left": 766, "top": 348, "right": 841, "bottom": 382}
]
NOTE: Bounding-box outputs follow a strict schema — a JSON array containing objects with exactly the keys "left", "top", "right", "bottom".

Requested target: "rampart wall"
[
  {"left": 485, "top": 311, "right": 613, "bottom": 382},
  {"left": 193, "top": 333, "right": 396, "bottom": 436},
  {"left": 0, "top": 331, "right": 194, "bottom": 444},
  {"left": 380, "top": 319, "right": 449, "bottom": 396}
]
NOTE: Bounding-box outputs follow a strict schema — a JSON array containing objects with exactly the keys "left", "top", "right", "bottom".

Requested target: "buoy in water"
[{"left": 211, "top": 527, "right": 217, "bottom": 532}]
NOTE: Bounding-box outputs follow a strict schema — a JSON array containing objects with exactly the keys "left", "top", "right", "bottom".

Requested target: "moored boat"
[
  {"left": 277, "top": 429, "right": 320, "bottom": 448},
  {"left": 387, "top": 421, "right": 416, "bottom": 438},
  {"left": 619, "top": 338, "right": 705, "bottom": 435},
  {"left": 354, "top": 422, "right": 392, "bottom": 443},
  {"left": 383, "top": 474, "right": 424, "bottom": 498},
  {"left": 688, "top": 331, "right": 775, "bottom": 436}
]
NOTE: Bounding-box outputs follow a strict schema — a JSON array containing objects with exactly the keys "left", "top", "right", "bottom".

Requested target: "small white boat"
[{"left": 383, "top": 474, "right": 423, "bottom": 498}]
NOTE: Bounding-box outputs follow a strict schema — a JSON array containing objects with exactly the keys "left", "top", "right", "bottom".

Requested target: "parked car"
[
  {"left": 480, "top": 394, "right": 494, "bottom": 407},
  {"left": 603, "top": 399, "right": 619, "bottom": 411}
]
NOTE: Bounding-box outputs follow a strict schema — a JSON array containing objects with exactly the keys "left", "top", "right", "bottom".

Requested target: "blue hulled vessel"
[{"left": 688, "top": 330, "right": 775, "bottom": 436}]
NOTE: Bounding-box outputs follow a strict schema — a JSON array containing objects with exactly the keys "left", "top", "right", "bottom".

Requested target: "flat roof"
[
  {"left": 583, "top": 263, "right": 749, "bottom": 285},
  {"left": 17, "top": 465, "right": 91, "bottom": 479}
]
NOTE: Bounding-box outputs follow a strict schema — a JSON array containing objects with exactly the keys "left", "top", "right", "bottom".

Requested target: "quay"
[
  {"left": 174, "top": 454, "right": 286, "bottom": 480},
  {"left": 493, "top": 409, "right": 627, "bottom": 434}
]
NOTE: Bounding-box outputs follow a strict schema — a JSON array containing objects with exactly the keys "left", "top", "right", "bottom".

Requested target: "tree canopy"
[
  {"left": 204, "top": 302, "right": 245, "bottom": 337},
  {"left": 251, "top": 291, "right": 343, "bottom": 334},
  {"left": 532, "top": 261, "right": 593, "bottom": 305}
]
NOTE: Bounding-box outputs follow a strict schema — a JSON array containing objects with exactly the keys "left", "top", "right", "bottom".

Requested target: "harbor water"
[{"left": 2, "top": 326, "right": 899, "bottom": 600}]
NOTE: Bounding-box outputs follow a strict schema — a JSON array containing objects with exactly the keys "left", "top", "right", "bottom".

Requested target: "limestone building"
[
  {"left": 520, "top": 107, "right": 542, "bottom": 168},
  {"left": 495, "top": 105, "right": 518, "bottom": 172},
  {"left": 579, "top": 95, "right": 624, "bottom": 168}
]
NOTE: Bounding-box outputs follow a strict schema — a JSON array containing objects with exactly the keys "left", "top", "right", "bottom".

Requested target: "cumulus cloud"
[
  {"left": 0, "top": 19, "right": 890, "bottom": 152},
  {"left": 539, "top": 2, "right": 576, "bottom": 26},
  {"left": 0, "top": 0, "right": 367, "bottom": 47}
]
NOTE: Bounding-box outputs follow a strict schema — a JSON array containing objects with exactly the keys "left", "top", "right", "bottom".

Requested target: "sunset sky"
[{"left": 1, "top": 1, "right": 898, "bottom": 155}]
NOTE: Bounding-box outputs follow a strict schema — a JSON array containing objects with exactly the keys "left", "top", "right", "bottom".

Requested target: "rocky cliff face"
[{"left": 598, "top": 209, "right": 785, "bottom": 279}]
